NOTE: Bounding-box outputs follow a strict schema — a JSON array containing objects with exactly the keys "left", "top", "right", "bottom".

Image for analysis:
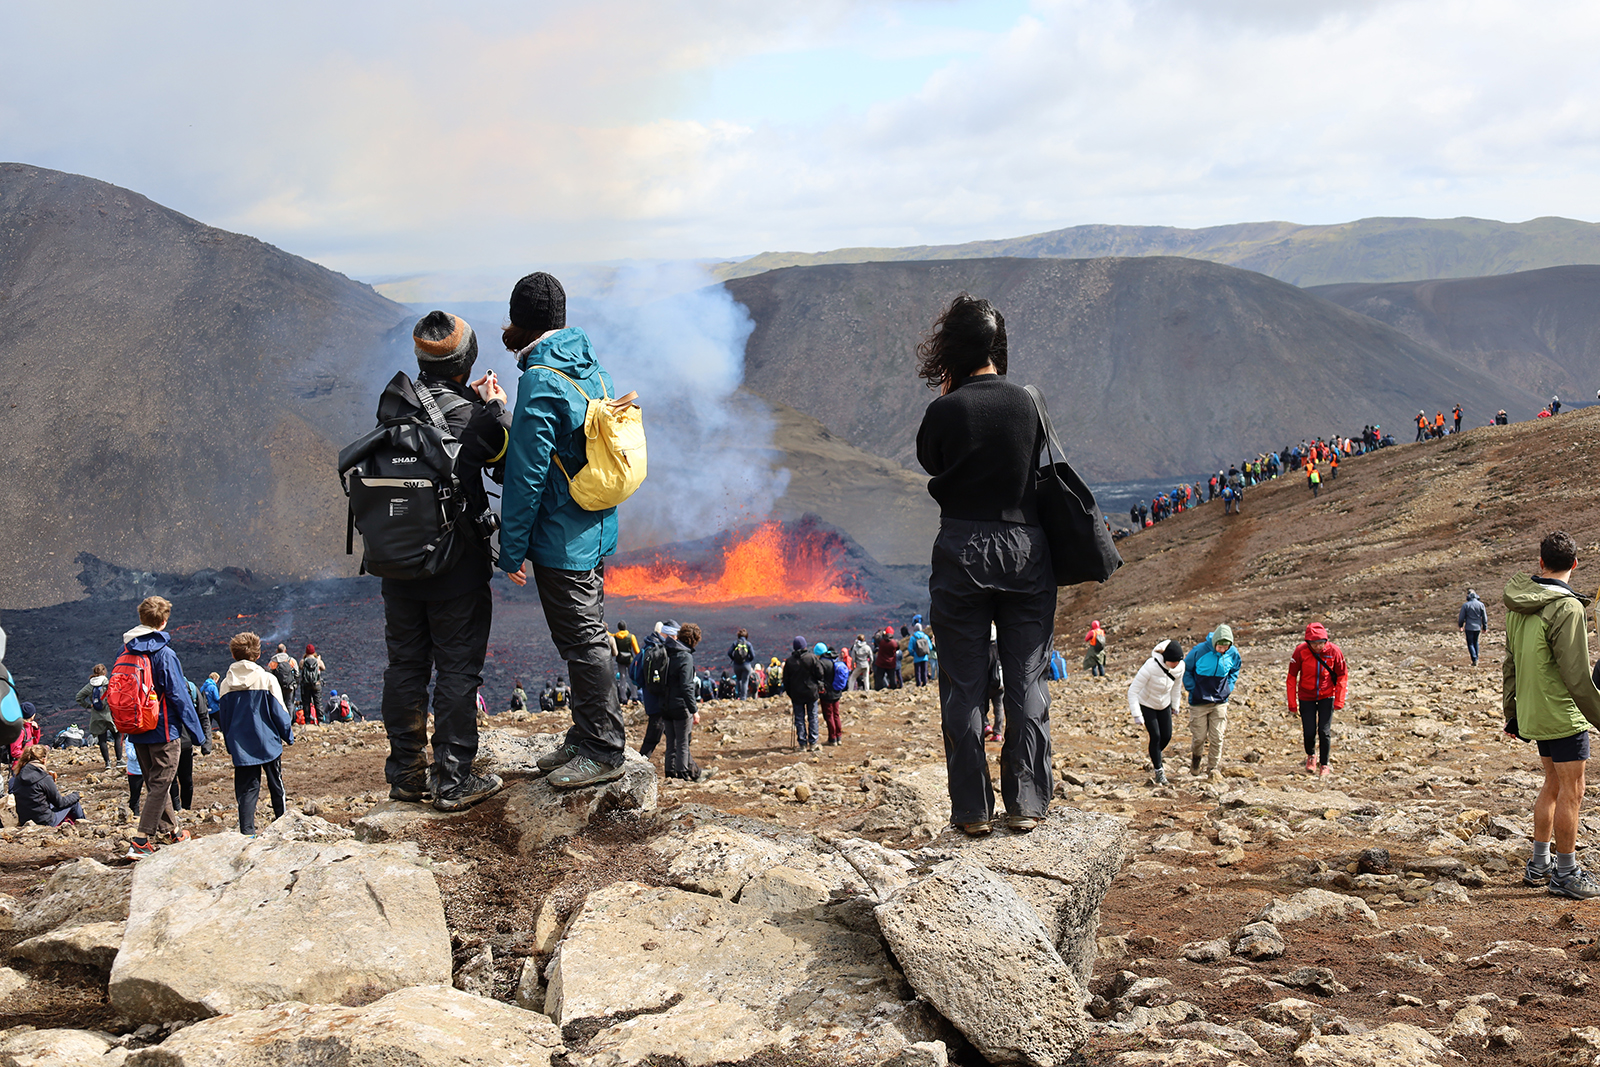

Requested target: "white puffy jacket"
[{"left": 1127, "top": 645, "right": 1183, "bottom": 723}]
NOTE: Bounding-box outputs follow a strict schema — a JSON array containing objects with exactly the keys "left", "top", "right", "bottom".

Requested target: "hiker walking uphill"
[
  {"left": 1459, "top": 589, "right": 1490, "bottom": 667},
  {"left": 499, "top": 272, "right": 635, "bottom": 791},
  {"left": 1183, "top": 626, "right": 1241, "bottom": 782},
  {"left": 346, "top": 310, "right": 512, "bottom": 813},
  {"left": 1286, "top": 622, "right": 1347, "bottom": 777},
  {"left": 728, "top": 628, "right": 757, "bottom": 700},
  {"left": 75, "top": 664, "right": 119, "bottom": 770},
  {"left": 1128, "top": 641, "right": 1185, "bottom": 786},
  {"left": 1504, "top": 532, "right": 1600, "bottom": 900}
]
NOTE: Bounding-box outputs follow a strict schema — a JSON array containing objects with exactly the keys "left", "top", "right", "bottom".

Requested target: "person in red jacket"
[{"left": 1286, "top": 622, "right": 1348, "bottom": 777}]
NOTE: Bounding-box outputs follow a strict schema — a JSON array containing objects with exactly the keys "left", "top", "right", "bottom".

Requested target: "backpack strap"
[{"left": 527, "top": 364, "right": 608, "bottom": 402}]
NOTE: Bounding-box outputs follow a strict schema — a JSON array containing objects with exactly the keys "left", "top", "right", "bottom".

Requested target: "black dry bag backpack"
[{"left": 339, "top": 373, "right": 473, "bottom": 581}]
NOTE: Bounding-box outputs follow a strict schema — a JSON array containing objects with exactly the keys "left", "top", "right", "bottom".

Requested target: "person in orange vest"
[
  {"left": 1453, "top": 404, "right": 1463, "bottom": 433},
  {"left": 1305, "top": 458, "right": 1321, "bottom": 498},
  {"left": 1434, "top": 411, "right": 1445, "bottom": 438},
  {"left": 1415, "top": 410, "right": 1427, "bottom": 442},
  {"left": 1328, "top": 452, "right": 1339, "bottom": 480}
]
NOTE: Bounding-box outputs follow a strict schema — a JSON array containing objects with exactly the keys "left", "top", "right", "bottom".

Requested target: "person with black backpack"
[
  {"left": 345, "top": 311, "right": 511, "bottom": 813},
  {"left": 76, "top": 664, "right": 119, "bottom": 770},
  {"left": 727, "top": 628, "right": 757, "bottom": 701},
  {"left": 634, "top": 621, "right": 672, "bottom": 758},
  {"left": 268, "top": 645, "right": 300, "bottom": 723},
  {"left": 299, "top": 644, "right": 326, "bottom": 725}
]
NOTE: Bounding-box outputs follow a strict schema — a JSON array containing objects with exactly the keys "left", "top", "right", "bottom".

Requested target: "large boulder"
[
  {"left": 911, "top": 808, "right": 1128, "bottom": 982},
  {"left": 122, "top": 986, "right": 564, "bottom": 1066},
  {"left": 108, "top": 814, "right": 451, "bottom": 1023},
  {"left": 876, "top": 859, "right": 1086, "bottom": 1067},
  {"left": 546, "top": 880, "right": 947, "bottom": 1064},
  {"left": 14, "top": 858, "right": 131, "bottom": 935},
  {"left": 496, "top": 737, "right": 658, "bottom": 852},
  {"left": 648, "top": 821, "right": 912, "bottom": 905},
  {"left": 857, "top": 764, "right": 951, "bottom": 840}
]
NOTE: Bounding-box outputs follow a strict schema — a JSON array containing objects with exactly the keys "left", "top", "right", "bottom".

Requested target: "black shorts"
[{"left": 1537, "top": 731, "right": 1591, "bottom": 763}]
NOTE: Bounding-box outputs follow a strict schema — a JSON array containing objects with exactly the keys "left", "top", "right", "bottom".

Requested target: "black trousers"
[
  {"left": 301, "top": 683, "right": 321, "bottom": 723},
  {"left": 929, "top": 519, "right": 1057, "bottom": 825},
  {"left": 380, "top": 583, "right": 492, "bottom": 795},
  {"left": 234, "top": 757, "right": 286, "bottom": 834},
  {"left": 1141, "top": 705, "right": 1173, "bottom": 769},
  {"left": 662, "top": 715, "right": 699, "bottom": 779},
  {"left": 533, "top": 563, "right": 625, "bottom": 766},
  {"left": 639, "top": 688, "right": 663, "bottom": 756},
  {"left": 1300, "top": 698, "right": 1335, "bottom": 765},
  {"left": 174, "top": 736, "right": 195, "bottom": 810}
]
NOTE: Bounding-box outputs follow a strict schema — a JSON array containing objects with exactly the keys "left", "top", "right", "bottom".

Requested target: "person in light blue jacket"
[
  {"left": 498, "top": 272, "right": 626, "bottom": 791},
  {"left": 1182, "top": 625, "right": 1242, "bottom": 781}
]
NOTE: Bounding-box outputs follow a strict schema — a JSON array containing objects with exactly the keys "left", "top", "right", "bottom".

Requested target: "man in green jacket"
[{"left": 1503, "top": 531, "right": 1600, "bottom": 900}]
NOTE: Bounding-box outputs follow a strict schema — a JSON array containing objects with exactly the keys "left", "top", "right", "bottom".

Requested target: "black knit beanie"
[
  {"left": 413, "top": 311, "right": 478, "bottom": 380},
  {"left": 509, "top": 272, "right": 567, "bottom": 333},
  {"left": 1161, "top": 640, "right": 1185, "bottom": 663}
]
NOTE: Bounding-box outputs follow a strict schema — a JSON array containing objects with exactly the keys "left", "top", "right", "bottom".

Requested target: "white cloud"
[{"left": 3, "top": 0, "right": 1598, "bottom": 275}]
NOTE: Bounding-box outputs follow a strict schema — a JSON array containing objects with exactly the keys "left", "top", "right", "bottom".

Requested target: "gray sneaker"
[
  {"left": 1524, "top": 858, "right": 1555, "bottom": 888},
  {"left": 547, "top": 756, "right": 625, "bottom": 790},
  {"left": 434, "top": 773, "right": 504, "bottom": 813},
  {"left": 1548, "top": 866, "right": 1600, "bottom": 900},
  {"left": 535, "top": 742, "right": 581, "bottom": 775}
]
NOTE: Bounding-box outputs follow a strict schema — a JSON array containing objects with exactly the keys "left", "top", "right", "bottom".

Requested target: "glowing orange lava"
[{"left": 608, "top": 522, "right": 866, "bottom": 604}]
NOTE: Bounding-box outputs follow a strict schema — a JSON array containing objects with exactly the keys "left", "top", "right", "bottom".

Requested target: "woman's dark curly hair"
[{"left": 916, "top": 293, "right": 1008, "bottom": 389}]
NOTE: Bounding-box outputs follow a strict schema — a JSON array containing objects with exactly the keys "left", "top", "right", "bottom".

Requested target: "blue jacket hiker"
[
  {"left": 1182, "top": 625, "right": 1241, "bottom": 781},
  {"left": 496, "top": 272, "right": 628, "bottom": 792},
  {"left": 217, "top": 635, "right": 294, "bottom": 835},
  {"left": 119, "top": 598, "right": 204, "bottom": 858}
]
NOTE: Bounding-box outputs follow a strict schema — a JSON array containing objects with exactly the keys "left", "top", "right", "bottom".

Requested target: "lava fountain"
[{"left": 607, "top": 521, "right": 868, "bottom": 604}]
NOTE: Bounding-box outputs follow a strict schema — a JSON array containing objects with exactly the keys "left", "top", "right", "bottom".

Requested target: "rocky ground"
[{"left": 2, "top": 640, "right": 1596, "bottom": 1066}]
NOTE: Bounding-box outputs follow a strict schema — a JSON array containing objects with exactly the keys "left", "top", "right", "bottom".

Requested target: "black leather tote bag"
[{"left": 1025, "top": 385, "right": 1123, "bottom": 586}]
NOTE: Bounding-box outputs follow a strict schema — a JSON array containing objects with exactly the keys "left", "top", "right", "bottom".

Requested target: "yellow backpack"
[{"left": 528, "top": 365, "right": 647, "bottom": 510}]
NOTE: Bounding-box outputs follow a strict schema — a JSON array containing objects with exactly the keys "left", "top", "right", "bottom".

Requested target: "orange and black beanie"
[{"left": 413, "top": 311, "right": 478, "bottom": 379}]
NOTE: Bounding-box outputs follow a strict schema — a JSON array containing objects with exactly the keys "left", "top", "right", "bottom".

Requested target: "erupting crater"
[{"left": 607, "top": 520, "right": 869, "bottom": 605}]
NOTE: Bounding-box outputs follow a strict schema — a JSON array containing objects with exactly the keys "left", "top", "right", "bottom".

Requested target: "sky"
[{"left": 5, "top": 0, "right": 1600, "bottom": 279}]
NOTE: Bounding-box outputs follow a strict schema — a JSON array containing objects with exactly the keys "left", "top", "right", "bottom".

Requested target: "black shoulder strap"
[
  {"left": 1024, "top": 385, "right": 1066, "bottom": 464},
  {"left": 1154, "top": 656, "right": 1176, "bottom": 680},
  {"left": 416, "top": 380, "right": 469, "bottom": 432}
]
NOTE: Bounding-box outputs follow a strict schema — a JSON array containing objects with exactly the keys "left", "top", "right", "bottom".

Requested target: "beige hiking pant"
[{"left": 1189, "top": 701, "right": 1229, "bottom": 772}]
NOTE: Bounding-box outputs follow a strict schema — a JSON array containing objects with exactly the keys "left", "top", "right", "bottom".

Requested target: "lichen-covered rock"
[
  {"left": 500, "top": 753, "right": 658, "bottom": 853},
  {"left": 14, "top": 857, "right": 131, "bottom": 935}
]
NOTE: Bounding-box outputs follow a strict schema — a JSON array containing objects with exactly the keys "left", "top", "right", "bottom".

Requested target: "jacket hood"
[
  {"left": 518, "top": 327, "right": 599, "bottom": 379},
  {"left": 123, "top": 626, "right": 171, "bottom": 652},
  {"left": 1504, "top": 572, "right": 1590, "bottom": 615},
  {"left": 1211, "top": 624, "right": 1234, "bottom": 647},
  {"left": 223, "top": 660, "right": 276, "bottom": 691},
  {"left": 88, "top": 675, "right": 108, "bottom": 686}
]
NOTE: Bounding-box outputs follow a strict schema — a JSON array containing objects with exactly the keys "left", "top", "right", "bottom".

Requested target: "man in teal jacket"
[
  {"left": 1504, "top": 531, "right": 1600, "bottom": 900},
  {"left": 498, "top": 272, "right": 626, "bottom": 790},
  {"left": 1183, "top": 624, "right": 1242, "bottom": 782}
]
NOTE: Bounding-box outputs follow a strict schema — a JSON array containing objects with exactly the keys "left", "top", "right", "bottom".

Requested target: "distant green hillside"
[{"left": 712, "top": 216, "right": 1600, "bottom": 287}]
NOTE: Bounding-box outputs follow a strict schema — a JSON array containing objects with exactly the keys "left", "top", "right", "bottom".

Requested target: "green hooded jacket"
[{"left": 1502, "top": 573, "right": 1600, "bottom": 740}]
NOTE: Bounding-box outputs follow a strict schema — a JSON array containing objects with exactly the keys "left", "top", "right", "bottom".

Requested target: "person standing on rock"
[
  {"left": 1182, "top": 626, "right": 1241, "bottom": 782},
  {"left": 373, "top": 311, "right": 512, "bottom": 813},
  {"left": 817, "top": 642, "right": 846, "bottom": 745},
  {"left": 873, "top": 627, "right": 901, "bottom": 690},
  {"left": 1459, "top": 589, "right": 1489, "bottom": 667},
  {"left": 783, "top": 637, "right": 826, "bottom": 752},
  {"left": 498, "top": 272, "right": 629, "bottom": 791},
  {"left": 915, "top": 293, "right": 1055, "bottom": 836},
  {"left": 1128, "top": 641, "right": 1185, "bottom": 786},
  {"left": 1286, "top": 623, "right": 1347, "bottom": 778},
  {"left": 116, "top": 596, "right": 205, "bottom": 858},
  {"left": 75, "top": 664, "right": 119, "bottom": 770},
  {"left": 216, "top": 631, "right": 294, "bottom": 836},
  {"left": 1503, "top": 531, "right": 1600, "bottom": 900}
]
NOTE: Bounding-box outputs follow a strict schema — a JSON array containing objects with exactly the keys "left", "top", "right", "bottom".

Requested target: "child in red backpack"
[{"left": 1286, "top": 622, "right": 1348, "bottom": 777}]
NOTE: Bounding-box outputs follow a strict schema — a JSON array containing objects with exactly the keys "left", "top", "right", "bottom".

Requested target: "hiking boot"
[
  {"left": 956, "top": 820, "right": 993, "bottom": 836},
  {"left": 1318, "top": 764, "right": 1331, "bottom": 778},
  {"left": 1004, "top": 814, "right": 1039, "bottom": 832},
  {"left": 1208, "top": 770, "right": 1223, "bottom": 783},
  {"left": 126, "top": 837, "right": 159, "bottom": 859},
  {"left": 547, "top": 757, "right": 625, "bottom": 791},
  {"left": 389, "top": 781, "right": 431, "bottom": 803},
  {"left": 434, "top": 773, "right": 504, "bottom": 812},
  {"left": 1523, "top": 858, "right": 1554, "bottom": 888},
  {"left": 1191, "top": 754, "right": 1202, "bottom": 775},
  {"left": 1304, "top": 755, "right": 1316, "bottom": 773},
  {"left": 536, "top": 743, "right": 582, "bottom": 775},
  {"left": 694, "top": 767, "right": 717, "bottom": 783},
  {"left": 1153, "top": 768, "right": 1169, "bottom": 786},
  {"left": 162, "top": 829, "right": 191, "bottom": 845},
  {"left": 1549, "top": 866, "right": 1600, "bottom": 901}
]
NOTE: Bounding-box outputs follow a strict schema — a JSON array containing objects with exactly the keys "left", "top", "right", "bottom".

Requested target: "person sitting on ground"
[
  {"left": 1128, "top": 641, "right": 1185, "bottom": 786},
  {"left": 1286, "top": 622, "right": 1347, "bottom": 778},
  {"left": 76, "top": 664, "right": 121, "bottom": 770},
  {"left": 11, "top": 745, "right": 84, "bottom": 827},
  {"left": 1504, "top": 531, "right": 1600, "bottom": 900},
  {"left": 660, "top": 622, "right": 712, "bottom": 782},
  {"left": 216, "top": 631, "right": 295, "bottom": 837}
]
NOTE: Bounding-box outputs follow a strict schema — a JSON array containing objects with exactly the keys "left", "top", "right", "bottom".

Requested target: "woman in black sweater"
[
  {"left": 659, "top": 623, "right": 710, "bottom": 782},
  {"left": 915, "top": 294, "right": 1055, "bottom": 835}
]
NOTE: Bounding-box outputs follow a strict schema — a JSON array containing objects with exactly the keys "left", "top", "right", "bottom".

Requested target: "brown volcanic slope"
[
  {"left": 727, "top": 257, "right": 1539, "bottom": 482},
  {"left": 1310, "top": 265, "right": 1600, "bottom": 407},
  {"left": 0, "top": 163, "right": 413, "bottom": 609},
  {"left": 1057, "top": 407, "right": 1600, "bottom": 651}
]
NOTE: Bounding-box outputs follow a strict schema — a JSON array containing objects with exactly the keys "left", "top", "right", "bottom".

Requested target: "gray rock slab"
[
  {"left": 122, "top": 985, "right": 563, "bottom": 1066},
  {"left": 109, "top": 815, "right": 450, "bottom": 1022},
  {"left": 11, "top": 920, "right": 125, "bottom": 972},
  {"left": 14, "top": 858, "right": 131, "bottom": 936},
  {"left": 911, "top": 808, "right": 1128, "bottom": 984},
  {"left": 0, "top": 1027, "right": 123, "bottom": 1066},
  {"left": 1291, "top": 1022, "right": 1459, "bottom": 1066},
  {"left": 0, "top": 965, "right": 27, "bottom": 997},
  {"left": 1233, "top": 921, "right": 1286, "bottom": 960},
  {"left": 351, "top": 799, "right": 472, "bottom": 842},
  {"left": 500, "top": 753, "right": 658, "bottom": 853},
  {"left": 547, "top": 880, "right": 943, "bottom": 1064},
  {"left": 857, "top": 764, "right": 951, "bottom": 840},
  {"left": 876, "top": 858, "right": 1086, "bottom": 1067},
  {"left": 568, "top": 994, "right": 783, "bottom": 1067},
  {"left": 1257, "top": 887, "right": 1379, "bottom": 927}
]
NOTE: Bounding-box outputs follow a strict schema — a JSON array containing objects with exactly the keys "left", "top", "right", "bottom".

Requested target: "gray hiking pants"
[
  {"left": 534, "top": 563, "right": 626, "bottom": 766},
  {"left": 929, "top": 519, "right": 1057, "bottom": 825}
]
